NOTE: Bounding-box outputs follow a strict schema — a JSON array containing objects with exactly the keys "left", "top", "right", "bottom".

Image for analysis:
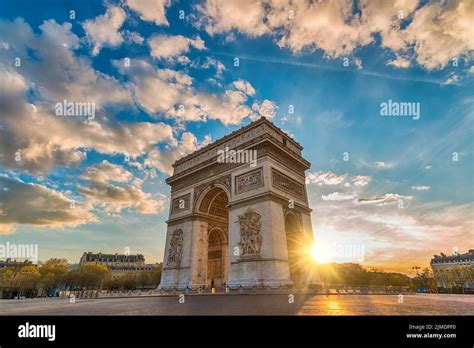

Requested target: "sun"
[
  {"left": 310, "top": 242, "right": 332, "bottom": 264},
  {"left": 310, "top": 243, "right": 319, "bottom": 261}
]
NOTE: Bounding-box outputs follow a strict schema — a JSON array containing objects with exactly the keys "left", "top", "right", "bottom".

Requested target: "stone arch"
[
  {"left": 208, "top": 226, "right": 228, "bottom": 244},
  {"left": 196, "top": 186, "right": 230, "bottom": 288},
  {"left": 195, "top": 183, "right": 231, "bottom": 215}
]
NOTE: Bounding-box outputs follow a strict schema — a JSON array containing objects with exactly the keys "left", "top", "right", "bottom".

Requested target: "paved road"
[{"left": 0, "top": 294, "right": 473, "bottom": 315}]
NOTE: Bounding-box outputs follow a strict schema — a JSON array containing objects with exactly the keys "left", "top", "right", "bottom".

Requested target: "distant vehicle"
[{"left": 416, "top": 287, "right": 428, "bottom": 293}]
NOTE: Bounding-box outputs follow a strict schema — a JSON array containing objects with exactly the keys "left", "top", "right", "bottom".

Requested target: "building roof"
[
  {"left": 81, "top": 252, "right": 145, "bottom": 263},
  {"left": 0, "top": 259, "right": 34, "bottom": 267},
  {"left": 431, "top": 249, "right": 474, "bottom": 264}
]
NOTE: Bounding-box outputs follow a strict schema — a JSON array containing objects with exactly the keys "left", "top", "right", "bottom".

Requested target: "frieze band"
[
  {"left": 271, "top": 168, "right": 306, "bottom": 200},
  {"left": 235, "top": 167, "right": 264, "bottom": 194}
]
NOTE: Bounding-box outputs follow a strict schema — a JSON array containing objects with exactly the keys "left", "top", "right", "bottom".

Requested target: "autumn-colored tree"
[
  {"left": 0, "top": 267, "right": 15, "bottom": 298},
  {"left": 9, "top": 265, "right": 41, "bottom": 298},
  {"left": 318, "top": 263, "right": 411, "bottom": 287},
  {"left": 410, "top": 267, "right": 437, "bottom": 292},
  {"left": 38, "top": 258, "right": 68, "bottom": 295},
  {"left": 62, "top": 264, "right": 109, "bottom": 290},
  {"left": 0, "top": 267, "right": 15, "bottom": 287},
  {"left": 101, "top": 265, "right": 162, "bottom": 291}
]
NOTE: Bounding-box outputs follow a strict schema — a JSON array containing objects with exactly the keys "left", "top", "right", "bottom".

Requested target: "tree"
[
  {"left": 318, "top": 263, "right": 411, "bottom": 288},
  {"left": 62, "top": 264, "right": 109, "bottom": 290},
  {"left": 11, "top": 265, "right": 40, "bottom": 297},
  {"left": 38, "top": 258, "right": 68, "bottom": 295},
  {"left": 411, "top": 268, "right": 437, "bottom": 292},
  {"left": 0, "top": 267, "right": 15, "bottom": 298},
  {"left": 0, "top": 267, "right": 15, "bottom": 287}
]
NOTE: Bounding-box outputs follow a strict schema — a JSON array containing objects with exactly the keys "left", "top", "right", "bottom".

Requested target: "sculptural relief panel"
[
  {"left": 236, "top": 208, "right": 262, "bottom": 256},
  {"left": 167, "top": 229, "right": 184, "bottom": 268}
]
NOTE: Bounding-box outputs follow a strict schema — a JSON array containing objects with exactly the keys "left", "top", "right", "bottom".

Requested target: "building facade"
[
  {"left": 431, "top": 249, "right": 474, "bottom": 292},
  {"left": 160, "top": 117, "right": 321, "bottom": 290}
]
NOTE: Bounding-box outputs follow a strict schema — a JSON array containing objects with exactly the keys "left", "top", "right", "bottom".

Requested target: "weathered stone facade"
[{"left": 160, "top": 117, "right": 321, "bottom": 290}]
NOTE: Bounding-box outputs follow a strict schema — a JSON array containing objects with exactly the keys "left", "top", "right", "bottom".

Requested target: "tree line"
[
  {"left": 318, "top": 263, "right": 438, "bottom": 291},
  {"left": 0, "top": 258, "right": 162, "bottom": 299},
  {"left": 2, "top": 260, "right": 465, "bottom": 298}
]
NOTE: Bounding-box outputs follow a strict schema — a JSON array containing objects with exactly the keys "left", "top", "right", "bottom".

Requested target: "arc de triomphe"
[{"left": 160, "top": 117, "right": 320, "bottom": 290}]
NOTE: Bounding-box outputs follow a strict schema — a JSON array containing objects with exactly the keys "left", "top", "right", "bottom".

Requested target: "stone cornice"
[
  {"left": 166, "top": 191, "right": 311, "bottom": 226},
  {"left": 170, "top": 117, "right": 308, "bottom": 177},
  {"left": 167, "top": 137, "right": 310, "bottom": 189},
  {"left": 166, "top": 213, "right": 228, "bottom": 227}
]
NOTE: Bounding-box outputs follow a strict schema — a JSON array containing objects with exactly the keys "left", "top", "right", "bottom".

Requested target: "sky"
[{"left": 0, "top": 0, "right": 472, "bottom": 274}]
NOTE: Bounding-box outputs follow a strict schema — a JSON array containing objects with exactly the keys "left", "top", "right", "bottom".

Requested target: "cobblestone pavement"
[{"left": 0, "top": 294, "right": 472, "bottom": 315}]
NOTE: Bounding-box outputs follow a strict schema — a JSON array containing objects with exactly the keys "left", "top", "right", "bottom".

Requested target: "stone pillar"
[
  {"left": 227, "top": 199, "right": 292, "bottom": 288},
  {"left": 188, "top": 219, "right": 208, "bottom": 289},
  {"left": 160, "top": 221, "right": 192, "bottom": 290}
]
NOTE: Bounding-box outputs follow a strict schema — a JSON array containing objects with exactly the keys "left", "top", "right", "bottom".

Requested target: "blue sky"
[{"left": 0, "top": 0, "right": 472, "bottom": 273}]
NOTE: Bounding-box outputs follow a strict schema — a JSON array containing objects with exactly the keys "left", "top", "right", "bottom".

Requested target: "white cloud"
[
  {"left": 0, "top": 19, "right": 131, "bottom": 109},
  {"left": 78, "top": 161, "right": 166, "bottom": 214},
  {"left": 204, "top": 57, "right": 226, "bottom": 75},
  {"left": 177, "top": 55, "right": 191, "bottom": 65},
  {"left": 306, "top": 171, "right": 347, "bottom": 185},
  {"left": 357, "top": 0, "right": 418, "bottom": 52},
  {"left": 126, "top": 0, "right": 170, "bottom": 26},
  {"left": 81, "top": 160, "right": 133, "bottom": 183},
  {"left": 353, "top": 57, "right": 363, "bottom": 70},
  {"left": 374, "top": 161, "right": 395, "bottom": 169},
  {"left": 251, "top": 99, "right": 278, "bottom": 120},
  {"left": 399, "top": 0, "right": 474, "bottom": 70},
  {"left": 387, "top": 56, "right": 411, "bottom": 68},
  {"left": 148, "top": 34, "right": 205, "bottom": 59},
  {"left": 194, "top": 0, "right": 474, "bottom": 70},
  {"left": 322, "top": 192, "right": 356, "bottom": 201},
  {"left": 144, "top": 132, "right": 212, "bottom": 175},
  {"left": 275, "top": 0, "right": 371, "bottom": 57},
  {"left": 352, "top": 175, "right": 372, "bottom": 187},
  {"left": 83, "top": 5, "right": 126, "bottom": 55},
  {"left": 123, "top": 30, "right": 144, "bottom": 45},
  {"left": 412, "top": 185, "right": 431, "bottom": 191},
  {"left": 0, "top": 18, "right": 182, "bottom": 175},
  {"left": 195, "top": 0, "right": 370, "bottom": 56},
  {"left": 306, "top": 171, "right": 372, "bottom": 187},
  {"left": 194, "top": 0, "right": 268, "bottom": 37},
  {"left": 358, "top": 193, "right": 413, "bottom": 206},
  {"left": 193, "top": 57, "right": 226, "bottom": 78},
  {"left": 359, "top": 160, "right": 396, "bottom": 170},
  {"left": 114, "top": 59, "right": 270, "bottom": 125},
  {"left": 0, "top": 176, "right": 95, "bottom": 234},
  {"left": 189, "top": 57, "right": 226, "bottom": 79},
  {"left": 0, "top": 65, "right": 173, "bottom": 173},
  {"left": 233, "top": 79, "right": 256, "bottom": 96},
  {"left": 443, "top": 74, "right": 460, "bottom": 85}
]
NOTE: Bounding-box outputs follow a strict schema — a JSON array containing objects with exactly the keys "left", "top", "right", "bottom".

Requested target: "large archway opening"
[
  {"left": 285, "top": 213, "right": 307, "bottom": 288},
  {"left": 198, "top": 187, "right": 229, "bottom": 288}
]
